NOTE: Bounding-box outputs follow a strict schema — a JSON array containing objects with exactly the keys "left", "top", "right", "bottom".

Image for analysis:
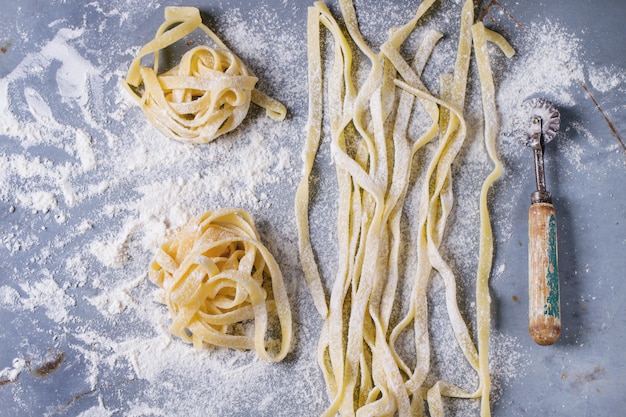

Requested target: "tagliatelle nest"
[
  {"left": 148, "top": 208, "right": 292, "bottom": 362},
  {"left": 123, "top": 7, "right": 286, "bottom": 144}
]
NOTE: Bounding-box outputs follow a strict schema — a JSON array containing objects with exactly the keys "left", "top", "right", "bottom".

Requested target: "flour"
[
  {"left": 24, "top": 87, "right": 56, "bottom": 124},
  {"left": 76, "top": 397, "right": 114, "bottom": 417},
  {"left": 0, "top": 285, "right": 21, "bottom": 310},
  {"left": 15, "top": 190, "right": 57, "bottom": 214},
  {"left": 0, "top": 1, "right": 623, "bottom": 416},
  {"left": 15, "top": 273, "right": 76, "bottom": 324},
  {"left": 497, "top": 20, "right": 584, "bottom": 136},
  {"left": 0, "top": 358, "right": 27, "bottom": 384},
  {"left": 588, "top": 64, "right": 626, "bottom": 94}
]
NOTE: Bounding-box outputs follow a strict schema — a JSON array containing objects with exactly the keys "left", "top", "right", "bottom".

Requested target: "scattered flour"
[
  {"left": 16, "top": 274, "right": 76, "bottom": 324},
  {"left": 588, "top": 65, "right": 626, "bottom": 93},
  {"left": 0, "top": 1, "right": 623, "bottom": 416},
  {"left": 0, "top": 358, "right": 28, "bottom": 384}
]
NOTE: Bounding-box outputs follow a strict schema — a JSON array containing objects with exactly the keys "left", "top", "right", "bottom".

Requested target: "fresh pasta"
[
  {"left": 296, "top": 0, "right": 514, "bottom": 415},
  {"left": 123, "top": 6, "right": 286, "bottom": 144},
  {"left": 148, "top": 208, "right": 292, "bottom": 362}
]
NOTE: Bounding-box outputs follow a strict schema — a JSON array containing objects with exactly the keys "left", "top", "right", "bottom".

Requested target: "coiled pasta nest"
[
  {"left": 123, "top": 7, "right": 286, "bottom": 144},
  {"left": 148, "top": 208, "right": 292, "bottom": 362}
]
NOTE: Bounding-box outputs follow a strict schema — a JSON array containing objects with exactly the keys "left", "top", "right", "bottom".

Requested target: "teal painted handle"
[{"left": 528, "top": 202, "right": 561, "bottom": 345}]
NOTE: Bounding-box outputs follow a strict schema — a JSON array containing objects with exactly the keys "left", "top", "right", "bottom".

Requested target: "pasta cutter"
[{"left": 523, "top": 98, "right": 561, "bottom": 346}]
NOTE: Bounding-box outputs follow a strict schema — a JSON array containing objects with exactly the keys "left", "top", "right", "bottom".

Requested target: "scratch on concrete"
[{"left": 578, "top": 79, "right": 626, "bottom": 153}]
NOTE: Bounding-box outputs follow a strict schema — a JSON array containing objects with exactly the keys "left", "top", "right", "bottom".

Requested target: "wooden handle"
[{"left": 528, "top": 202, "right": 561, "bottom": 345}]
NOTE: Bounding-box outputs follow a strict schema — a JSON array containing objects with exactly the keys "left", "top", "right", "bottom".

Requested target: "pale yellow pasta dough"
[
  {"left": 149, "top": 208, "right": 292, "bottom": 362},
  {"left": 296, "top": 0, "right": 514, "bottom": 415},
  {"left": 123, "top": 6, "right": 286, "bottom": 144}
]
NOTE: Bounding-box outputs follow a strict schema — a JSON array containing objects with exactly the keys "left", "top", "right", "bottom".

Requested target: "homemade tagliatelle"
[
  {"left": 148, "top": 208, "right": 292, "bottom": 362},
  {"left": 123, "top": 6, "right": 286, "bottom": 144},
  {"left": 296, "top": 0, "right": 514, "bottom": 415}
]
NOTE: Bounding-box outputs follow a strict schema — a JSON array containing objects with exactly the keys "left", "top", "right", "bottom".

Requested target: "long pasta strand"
[
  {"left": 471, "top": 21, "right": 515, "bottom": 417},
  {"left": 296, "top": 1, "right": 514, "bottom": 415}
]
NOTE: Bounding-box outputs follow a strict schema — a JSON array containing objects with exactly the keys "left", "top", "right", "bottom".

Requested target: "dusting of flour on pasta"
[{"left": 0, "top": 1, "right": 622, "bottom": 416}]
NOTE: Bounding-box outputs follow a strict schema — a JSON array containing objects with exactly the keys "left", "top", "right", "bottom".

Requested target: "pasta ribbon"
[
  {"left": 123, "top": 6, "right": 286, "bottom": 144},
  {"left": 297, "top": 0, "right": 514, "bottom": 415},
  {"left": 149, "top": 208, "right": 292, "bottom": 362}
]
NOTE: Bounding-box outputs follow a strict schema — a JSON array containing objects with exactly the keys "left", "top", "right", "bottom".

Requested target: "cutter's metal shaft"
[{"left": 530, "top": 116, "right": 552, "bottom": 204}]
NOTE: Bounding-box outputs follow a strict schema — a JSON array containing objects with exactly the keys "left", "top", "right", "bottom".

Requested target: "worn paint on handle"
[
  {"left": 544, "top": 213, "right": 560, "bottom": 318},
  {"left": 529, "top": 202, "right": 561, "bottom": 345}
]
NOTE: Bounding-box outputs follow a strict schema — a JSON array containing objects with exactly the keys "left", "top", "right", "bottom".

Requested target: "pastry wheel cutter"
[{"left": 523, "top": 98, "right": 561, "bottom": 346}]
